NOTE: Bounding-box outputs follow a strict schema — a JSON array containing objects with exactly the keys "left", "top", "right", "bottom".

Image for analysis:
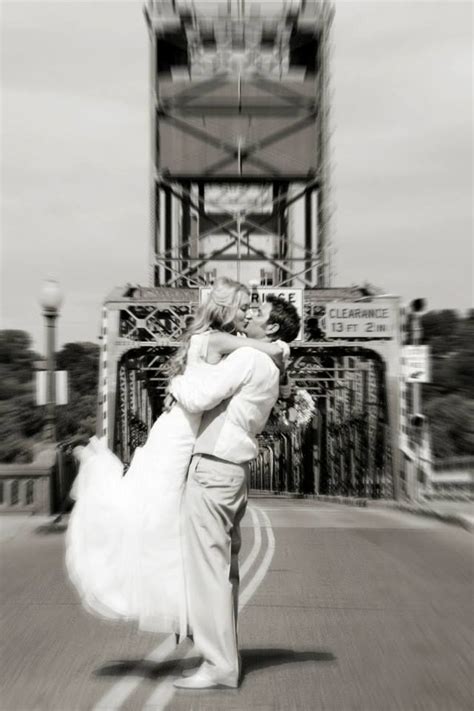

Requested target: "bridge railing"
[
  {"left": 431, "top": 456, "right": 474, "bottom": 472},
  {"left": 0, "top": 446, "right": 79, "bottom": 515},
  {"left": 0, "top": 448, "right": 56, "bottom": 514}
]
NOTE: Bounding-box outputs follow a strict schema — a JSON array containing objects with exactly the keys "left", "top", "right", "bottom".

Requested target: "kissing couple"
[{"left": 66, "top": 276, "right": 300, "bottom": 690}]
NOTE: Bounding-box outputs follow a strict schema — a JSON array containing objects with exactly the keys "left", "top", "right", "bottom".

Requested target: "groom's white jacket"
[{"left": 170, "top": 347, "right": 280, "bottom": 463}]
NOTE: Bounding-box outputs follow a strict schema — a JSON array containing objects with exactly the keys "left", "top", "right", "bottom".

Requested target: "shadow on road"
[
  {"left": 35, "top": 522, "right": 68, "bottom": 535},
  {"left": 95, "top": 649, "right": 336, "bottom": 681},
  {"left": 95, "top": 656, "right": 202, "bottom": 680},
  {"left": 241, "top": 648, "right": 337, "bottom": 679}
]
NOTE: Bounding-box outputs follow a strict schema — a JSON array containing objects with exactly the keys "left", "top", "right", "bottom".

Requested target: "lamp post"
[
  {"left": 39, "top": 280, "right": 63, "bottom": 442},
  {"left": 410, "top": 298, "right": 426, "bottom": 415},
  {"left": 409, "top": 298, "right": 426, "bottom": 501}
]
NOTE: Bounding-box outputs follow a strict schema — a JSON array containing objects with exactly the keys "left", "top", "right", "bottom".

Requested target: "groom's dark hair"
[{"left": 266, "top": 296, "right": 301, "bottom": 342}]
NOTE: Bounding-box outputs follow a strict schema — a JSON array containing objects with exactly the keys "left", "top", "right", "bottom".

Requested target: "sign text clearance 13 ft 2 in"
[
  {"left": 323, "top": 301, "right": 396, "bottom": 339},
  {"left": 200, "top": 287, "right": 304, "bottom": 340}
]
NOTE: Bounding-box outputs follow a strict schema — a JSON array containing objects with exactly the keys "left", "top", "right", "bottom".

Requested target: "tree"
[
  {"left": 421, "top": 310, "right": 460, "bottom": 356},
  {"left": 56, "top": 342, "right": 99, "bottom": 444},
  {"left": 57, "top": 343, "right": 100, "bottom": 394},
  {"left": 0, "top": 330, "right": 39, "bottom": 380},
  {"left": 0, "top": 331, "right": 43, "bottom": 461},
  {"left": 425, "top": 395, "right": 474, "bottom": 458},
  {"left": 423, "top": 312, "right": 474, "bottom": 400},
  {"left": 0, "top": 332, "right": 100, "bottom": 461}
]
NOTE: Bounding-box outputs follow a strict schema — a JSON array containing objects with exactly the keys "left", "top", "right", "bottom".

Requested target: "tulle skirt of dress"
[{"left": 65, "top": 404, "right": 200, "bottom": 638}]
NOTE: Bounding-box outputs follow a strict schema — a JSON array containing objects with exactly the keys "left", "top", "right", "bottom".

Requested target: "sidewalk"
[
  {"left": 0, "top": 513, "right": 67, "bottom": 543},
  {"left": 387, "top": 500, "right": 474, "bottom": 532}
]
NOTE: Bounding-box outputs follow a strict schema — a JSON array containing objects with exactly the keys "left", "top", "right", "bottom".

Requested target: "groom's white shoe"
[
  {"left": 181, "top": 664, "right": 202, "bottom": 678},
  {"left": 173, "top": 666, "right": 239, "bottom": 690},
  {"left": 181, "top": 653, "right": 241, "bottom": 679}
]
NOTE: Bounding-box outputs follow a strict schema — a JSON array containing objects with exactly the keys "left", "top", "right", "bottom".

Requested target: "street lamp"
[
  {"left": 39, "top": 280, "right": 63, "bottom": 442},
  {"left": 409, "top": 298, "right": 426, "bottom": 347}
]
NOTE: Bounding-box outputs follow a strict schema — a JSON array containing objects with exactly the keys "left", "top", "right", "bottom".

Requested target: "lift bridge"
[{"left": 97, "top": 0, "right": 402, "bottom": 499}]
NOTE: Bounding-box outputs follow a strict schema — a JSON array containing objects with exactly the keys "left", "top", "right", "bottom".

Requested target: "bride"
[{"left": 66, "top": 277, "right": 288, "bottom": 639}]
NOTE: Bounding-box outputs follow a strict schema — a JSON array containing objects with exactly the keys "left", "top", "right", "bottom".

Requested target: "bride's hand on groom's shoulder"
[{"left": 163, "top": 393, "right": 176, "bottom": 412}]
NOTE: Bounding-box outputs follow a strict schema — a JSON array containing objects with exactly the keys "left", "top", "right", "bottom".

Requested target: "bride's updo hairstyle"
[{"left": 165, "top": 277, "right": 249, "bottom": 378}]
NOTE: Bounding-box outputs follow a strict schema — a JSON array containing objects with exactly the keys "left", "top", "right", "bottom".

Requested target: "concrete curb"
[
  {"left": 380, "top": 502, "right": 474, "bottom": 533},
  {"left": 249, "top": 491, "right": 474, "bottom": 532},
  {"left": 0, "top": 513, "right": 55, "bottom": 542},
  {"left": 250, "top": 491, "right": 368, "bottom": 506}
]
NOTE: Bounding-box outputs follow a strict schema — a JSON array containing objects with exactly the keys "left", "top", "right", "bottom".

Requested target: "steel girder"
[
  {"left": 147, "top": 0, "right": 334, "bottom": 288},
  {"left": 113, "top": 342, "right": 391, "bottom": 498},
  {"left": 101, "top": 287, "right": 394, "bottom": 498}
]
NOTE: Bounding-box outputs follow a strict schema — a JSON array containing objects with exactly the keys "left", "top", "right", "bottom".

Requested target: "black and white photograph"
[{"left": 1, "top": 1, "right": 472, "bottom": 709}]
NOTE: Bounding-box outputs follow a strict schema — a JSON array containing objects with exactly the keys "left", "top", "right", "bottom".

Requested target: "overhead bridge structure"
[
  {"left": 98, "top": 1, "right": 402, "bottom": 499},
  {"left": 144, "top": 0, "right": 334, "bottom": 289}
]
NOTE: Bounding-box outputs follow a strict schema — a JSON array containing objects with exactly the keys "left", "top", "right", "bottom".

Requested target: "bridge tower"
[
  {"left": 144, "top": 0, "right": 334, "bottom": 290},
  {"left": 97, "top": 0, "right": 402, "bottom": 500}
]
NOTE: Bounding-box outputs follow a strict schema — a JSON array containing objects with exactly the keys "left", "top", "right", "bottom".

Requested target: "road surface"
[{"left": 1, "top": 500, "right": 472, "bottom": 710}]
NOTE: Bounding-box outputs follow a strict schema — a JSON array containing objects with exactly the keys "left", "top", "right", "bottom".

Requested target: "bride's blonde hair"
[{"left": 165, "top": 277, "right": 249, "bottom": 378}]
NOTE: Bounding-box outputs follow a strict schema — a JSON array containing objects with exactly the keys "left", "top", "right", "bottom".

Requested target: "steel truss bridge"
[
  {"left": 97, "top": 1, "right": 402, "bottom": 499},
  {"left": 99, "top": 285, "right": 400, "bottom": 499}
]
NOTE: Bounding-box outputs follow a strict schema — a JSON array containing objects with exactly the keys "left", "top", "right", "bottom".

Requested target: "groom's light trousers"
[{"left": 183, "top": 453, "right": 249, "bottom": 683}]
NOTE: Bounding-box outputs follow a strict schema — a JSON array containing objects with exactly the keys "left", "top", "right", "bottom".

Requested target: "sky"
[{"left": 1, "top": 0, "right": 472, "bottom": 350}]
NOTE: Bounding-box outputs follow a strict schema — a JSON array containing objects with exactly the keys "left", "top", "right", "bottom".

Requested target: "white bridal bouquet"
[{"left": 267, "top": 385, "right": 316, "bottom": 431}]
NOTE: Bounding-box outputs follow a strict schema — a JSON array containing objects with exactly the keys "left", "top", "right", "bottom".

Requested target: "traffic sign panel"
[{"left": 322, "top": 301, "right": 396, "bottom": 339}]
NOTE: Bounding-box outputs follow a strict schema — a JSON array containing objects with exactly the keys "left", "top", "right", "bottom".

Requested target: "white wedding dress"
[{"left": 65, "top": 332, "right": 215, "bottom": 638}]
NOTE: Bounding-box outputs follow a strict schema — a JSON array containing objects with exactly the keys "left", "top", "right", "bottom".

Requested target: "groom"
[{"left": 169, "top": 294, "right": 300, "bottom": 690}]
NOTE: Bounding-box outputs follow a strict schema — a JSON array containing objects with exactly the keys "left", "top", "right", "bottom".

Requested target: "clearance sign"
[
  {"left": 200, "top": 287, "right": 304, "bottom": 340},
  {"left": 323, "top": 302, "right": 396, "bottom": 339}
]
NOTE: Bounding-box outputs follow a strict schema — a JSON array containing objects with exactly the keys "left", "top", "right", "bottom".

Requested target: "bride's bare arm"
[{"left": 208, "top": 332, "right": 285, "bottom": 370}]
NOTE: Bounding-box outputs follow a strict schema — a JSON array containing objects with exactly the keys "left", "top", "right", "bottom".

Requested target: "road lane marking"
[
  {"left": 241, "top": 505, "right": 262, "bottom": 580},
  {"left": 142, "top": 649, "right": 194, "bottom": 710},
  {"left": 143, "top": 505, "right": 276, "bottom": 710},
  {"left": 93, "top": 504, "right": 265, "bottom": 710},
  {"left": 239, "top": 507, "right": 275, "bottom": 611},
  {"left": 92, "top": 635, "right": 179, "bottom": 710},
  {"left": 260, "top": 506, "right": 344, "bottom": 512}
]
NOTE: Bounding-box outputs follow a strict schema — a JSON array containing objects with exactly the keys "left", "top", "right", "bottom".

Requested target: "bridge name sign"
[{"left": 322, "top": 301, "right": 396, "bottom": 339}]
